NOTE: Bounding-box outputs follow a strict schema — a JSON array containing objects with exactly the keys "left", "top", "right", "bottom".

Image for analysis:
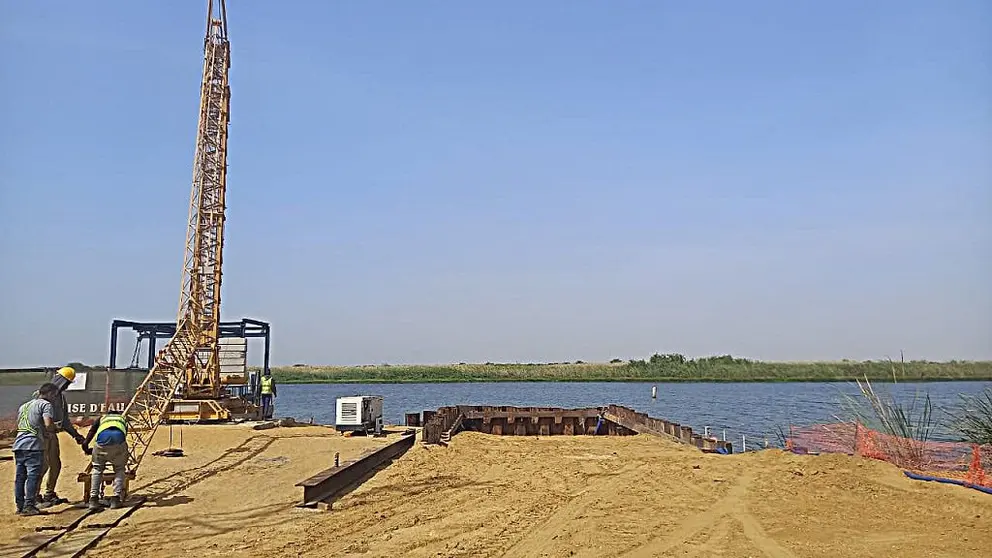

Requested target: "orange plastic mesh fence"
[
  {"left": 0, "top": 414, "right": 16, "bottom": 439},
  {"left": 787, "top": 422, "right": 991, "bottom": 488}
]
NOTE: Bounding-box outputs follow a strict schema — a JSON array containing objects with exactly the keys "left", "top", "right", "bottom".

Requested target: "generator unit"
[{"left": 335, "top": 395, "right": 384, "bottom": 433}]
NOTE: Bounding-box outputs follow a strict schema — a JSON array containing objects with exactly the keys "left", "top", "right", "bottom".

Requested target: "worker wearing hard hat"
[
  {"left": 82, "top": 411, "right": 129, "bottom": 510},
  {"left": 260, "top": 373, "right": 277, "bottom": 420},
  {"left": 34, "top": 366, "right": 88, "bottom": 508}
]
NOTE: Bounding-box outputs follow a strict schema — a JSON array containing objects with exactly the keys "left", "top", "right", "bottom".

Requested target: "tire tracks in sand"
[
  {"left": 131, "top": 435, "right": 275, "bottom": 499},
  {"left": 499, "top": 461, "right": 649, "bottom": 557},
  {"left": 620, "top": 470, "right": 796, "bottom": 558}
]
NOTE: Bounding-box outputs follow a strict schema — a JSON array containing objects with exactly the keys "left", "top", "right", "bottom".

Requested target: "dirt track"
[{"left": 2, "top": 426, "right": 990, "bottom": 557}]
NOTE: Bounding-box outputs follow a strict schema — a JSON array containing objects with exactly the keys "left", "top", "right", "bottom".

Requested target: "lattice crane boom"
[
  {"left": 180, "top": 0, "right": 230, "bottom": 399},
  {"left": 120, "top": 0, "right": 232, "bottom": 473}
]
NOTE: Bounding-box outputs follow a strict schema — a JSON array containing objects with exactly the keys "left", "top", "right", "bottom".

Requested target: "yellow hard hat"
[{"left": 57, "top": 366, "right": 76, "bottom": 382}]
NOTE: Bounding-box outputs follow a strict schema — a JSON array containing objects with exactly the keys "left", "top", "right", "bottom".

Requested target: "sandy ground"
[{"left": 2, "top": 427, "right": 990, "bottom": 557}]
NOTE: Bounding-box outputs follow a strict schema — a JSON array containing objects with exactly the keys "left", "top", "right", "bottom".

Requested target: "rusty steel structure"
[
  {"left": 297, "top": 434, "right": 416, "bottom": 507},
  {"left": 418, "top": 405, "right": 735, "bottom": 453},
  {"left": 87, "top": 0, "right": 234, "bottom": 481}
]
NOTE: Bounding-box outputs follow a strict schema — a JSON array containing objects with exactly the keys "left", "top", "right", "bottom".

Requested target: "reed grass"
[
  {"left": 954, "top": 387, "right": 992, "bottom": 445},
  {"left": 840, "top": 369, "right": 937, "bottom": 467},
  {"left": 267, "top": 356, "right": 992, "bottom": 384}
]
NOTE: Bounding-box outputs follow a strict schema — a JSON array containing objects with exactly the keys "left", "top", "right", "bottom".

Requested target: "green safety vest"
[
  {"left": 17, "top": 400, "right": 39, "bottom": 437},
  {"left": 96, "top": 414, "right": 127, "bottom": 436},
  {"left": 260, "top": 376, "right": 273, "bottom": 395}
]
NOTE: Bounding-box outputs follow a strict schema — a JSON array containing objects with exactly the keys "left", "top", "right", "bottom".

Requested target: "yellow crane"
[{"left": 80, "top": 0, "right": 235, "bottom": 497}]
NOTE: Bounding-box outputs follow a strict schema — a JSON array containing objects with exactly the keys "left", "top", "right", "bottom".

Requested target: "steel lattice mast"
[
  {"left": 120, "top": 0, "right": 231, "bottom": 473},
  {"left": 180, "top": 0, "right": 230, "bottom": 399}
]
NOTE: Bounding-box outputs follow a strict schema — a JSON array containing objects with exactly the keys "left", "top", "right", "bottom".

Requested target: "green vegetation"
[
  {"left": 842, "top": 377, "right": 936, "bottom": 467},
  {"left": 0, "top": 371, "right": 49, "bottom": 386},
  {"left": 268, "top": 354, "right": 992, "bottom": 384},
  {"left": 4, "top": 355, "right": 990, "bottom": 386},
  {"left": 953, "top": 387, "right": 992, "bottom": 445},
  {"left": 0, "top": 362, "right": 88, "bottom": 386}
]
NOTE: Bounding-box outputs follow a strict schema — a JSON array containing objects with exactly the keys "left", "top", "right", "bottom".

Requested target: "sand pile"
[{"left": 2, "top": 427, "right": 990, "bottom": 557}]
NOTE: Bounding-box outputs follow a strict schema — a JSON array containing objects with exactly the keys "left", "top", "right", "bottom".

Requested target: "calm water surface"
[
  {"left": 277, "top": 381, "right": 991, "bottom": 448},
  {"left": 4, "top": 381, "right": 988, "bottom": 450}
]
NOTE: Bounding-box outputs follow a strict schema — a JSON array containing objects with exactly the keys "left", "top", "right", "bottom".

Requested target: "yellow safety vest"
[
  {"left": 17, "top": 400, "right": 39, "bottom": 437},
  {"left": 96, "top": 414, "right": 127, "bottom": 436},
  {"left": 260, "top": 376, "right": 273, "bottom": 395}
]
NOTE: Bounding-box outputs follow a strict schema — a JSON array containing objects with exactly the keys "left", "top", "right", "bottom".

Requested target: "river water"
[{"left": 4, "top": 381, "right": 988, "bottom": 450}]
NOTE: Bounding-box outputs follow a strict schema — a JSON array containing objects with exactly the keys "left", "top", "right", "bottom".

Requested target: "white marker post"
[
  {"left": 651, "top": 385, "right": 657, "bottom": 399},
  {"left": 741, "top": 434, "right": 746, "bottom": 453}
]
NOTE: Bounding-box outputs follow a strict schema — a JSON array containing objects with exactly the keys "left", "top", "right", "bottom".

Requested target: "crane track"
[{"left": 0, "top": 498, "right": 144, "bottom": 558}]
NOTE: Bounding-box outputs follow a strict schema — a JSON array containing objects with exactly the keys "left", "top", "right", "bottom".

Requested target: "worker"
[
  {"left": 82, "top": 412, "right": 128, "bottom": 510},
  {"left": 259, "top": 373, "right": 277, "bottom": 420},
  {"left": 35, "top": 366, "right": 87, "bottom": 509},
  {"left": 13, "top": 383, "right": 59, "bottom": 516}
]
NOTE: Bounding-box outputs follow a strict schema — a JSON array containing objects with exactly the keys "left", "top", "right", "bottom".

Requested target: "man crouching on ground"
[
  {"left": 13, "top": 383, "right": 59, "bottom": 516},
  {"left": 82, "top": 412, "right": 128, "bottom": 510}
]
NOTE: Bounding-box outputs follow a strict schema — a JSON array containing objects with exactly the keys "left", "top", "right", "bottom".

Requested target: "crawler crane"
[{"left": 80, "top": 0, "right": 242, "bottom": 498}]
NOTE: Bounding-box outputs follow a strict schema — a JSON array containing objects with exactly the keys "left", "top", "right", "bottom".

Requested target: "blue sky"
[{"left": 1, "top": 1, "right": 989, "bottom": 367}]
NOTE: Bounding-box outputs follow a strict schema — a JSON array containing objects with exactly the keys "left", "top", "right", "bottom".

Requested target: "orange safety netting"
[
  {"left": 786, "top": 422, "right": 992, "bottom": 489},
  {"left": 0, "top": 414, "right": 16, "bottom": 439}
]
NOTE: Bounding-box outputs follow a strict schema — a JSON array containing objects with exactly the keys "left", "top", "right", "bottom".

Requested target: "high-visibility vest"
[
  {"left": 260, "top": 376, "right": 273, "bottom": 395},
  {"left": 96, "top": 414, "right": 127, "bottom": 437},
  {"left": 17, "top": 400, "right": 39, "bottom": 437}
]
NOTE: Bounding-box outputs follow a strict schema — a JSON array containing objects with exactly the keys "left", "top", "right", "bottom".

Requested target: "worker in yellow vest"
[
  {"left": 259, "top": 374, "right": 277, "bottom": 420},
  {"left": 35, "top": 366, "right": 87, "bottom": 509},
  {"left": 82, "top": 412, "right": 128, "bottom": 510}
]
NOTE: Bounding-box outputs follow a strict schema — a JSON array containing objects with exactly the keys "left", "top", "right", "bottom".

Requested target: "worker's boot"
[
  {"left": 37, "top": 493, "right": 68, "bottom": 509},
  {"left": 87, "top": 497, "right": 104, "bottom": 511},
  {"left": 108, "top": 496, "right": 122, "bottom": 509}
]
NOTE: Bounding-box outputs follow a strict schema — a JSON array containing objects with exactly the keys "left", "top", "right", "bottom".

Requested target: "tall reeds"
[
  {"left": 955, "top": 388, "right": 992, "bottom": 445},
  {"left": 841, "top": 371, "right": 936, "bottom": 468}
]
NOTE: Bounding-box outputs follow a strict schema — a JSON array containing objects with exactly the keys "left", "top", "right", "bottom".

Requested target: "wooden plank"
[{"left": 35, "top": 498, "right": 144, "bottom": 558}]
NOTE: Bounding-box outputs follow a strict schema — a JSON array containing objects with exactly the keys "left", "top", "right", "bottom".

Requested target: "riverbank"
[
  {"left": 4, "top": 357, "right": 991, "bottom": 386},
  {"left": 272, "top": 357, "right": 992, "bottom": 384},
  {"left": 0, "top": 371, "right": 47, "bottom": 386},
  {"left": 3, "top": 424, "right": 988, "bottom": 557}
]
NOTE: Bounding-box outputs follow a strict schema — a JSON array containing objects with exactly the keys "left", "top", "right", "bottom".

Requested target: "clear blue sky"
[{"left": 1, "top": 1, "right": 989, "bottom": 367}]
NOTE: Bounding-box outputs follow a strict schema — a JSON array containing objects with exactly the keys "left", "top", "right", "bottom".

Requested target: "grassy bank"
[
  {"left": 270, "top": 355, "right": 992, "bottom": 384},
  {"left": 5, "top": 355, "right": 991, "bottom": 386},
  {"left": 0, "top": 371, "right": 49, "bottom": 387}
]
